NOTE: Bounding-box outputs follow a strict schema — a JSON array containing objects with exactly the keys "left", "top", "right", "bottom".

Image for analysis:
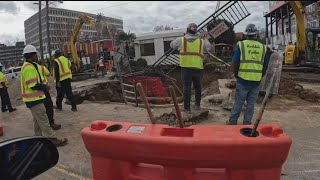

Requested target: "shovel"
[
  {"left": 250, "top": 52, "right": 283, "bottom": 136},
  {"left": 169, "top": 86, "right": 184, "bottom": 128}
]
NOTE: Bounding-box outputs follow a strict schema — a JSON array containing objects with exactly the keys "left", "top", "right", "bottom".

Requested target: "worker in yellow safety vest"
[
  {"left": 38, "top": 64, "right": 61, "bottom": 130},
  {"left": 226, "top": 24, "right": 269, "bottom": 125},
  {"left": 0, "top": 70, "right": 16, "bottom": 112},
  {"left": 170, "top": 23, "right": 212, "bottom": 116},
  {"left": 52, "top": 49, "right": 77, "bottom": 111},
  {"left": 21, "top": 44, "right": 68, "bottom": 146}
]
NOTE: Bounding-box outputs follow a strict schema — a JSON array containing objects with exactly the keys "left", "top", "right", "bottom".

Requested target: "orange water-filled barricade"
[{"left": 81, "top": 121, "right": 292, "bottom": 180}]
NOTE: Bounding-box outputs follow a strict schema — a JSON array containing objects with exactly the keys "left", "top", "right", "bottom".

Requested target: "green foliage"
[
  {"left": 130, "top": 58, "right": 148, "bottom": 71},
  {"left": 115, "top": 31, "right": 136, "bottom": 46},
  {"left": 207, "top": 19, "right": 236, "bottom": 44}
]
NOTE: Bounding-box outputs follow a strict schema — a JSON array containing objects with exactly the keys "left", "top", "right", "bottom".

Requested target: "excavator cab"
[{"left": 305, "top": 28, "right": 320, "bottom": 66}]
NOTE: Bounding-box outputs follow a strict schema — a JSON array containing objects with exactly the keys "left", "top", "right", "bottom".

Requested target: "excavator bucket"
[{"left": 260, "top": 52, "right": 283, "bottom": 95}]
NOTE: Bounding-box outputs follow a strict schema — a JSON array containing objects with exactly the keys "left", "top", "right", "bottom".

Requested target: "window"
[
  {"left": 312, "top": 4, "right": 315, "bottom": 11},
  {"left": 163, "top": 41, "right": 178, "bottom": 54},
  {"left": 140, "top": 43, "right": 155, "bottom": 56},
  {"left": 13, "top": 67, "right": 21, "bottom": 72}
]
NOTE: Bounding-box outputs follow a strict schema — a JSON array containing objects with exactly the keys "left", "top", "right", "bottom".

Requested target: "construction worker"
[
  {"left": 21, "top": 44, "right": 68, "bottom": 146},
  {"left": 170, "top": 23, "right": 212, "bottom": 115},
  {"left": 53, "top": 49, "right": 77, "bottom": 111},
  {"left": 227, "top": 24, "right": 269, "bottom": 125},
  {"left": 98, "top": 56, "right": 105, "bottom": 76},
  {"left": 0, "top": 70, "right": 16, "bottom": 113},
  {"left": 39, "top": 64, "right": 61, "bottom": 130}
]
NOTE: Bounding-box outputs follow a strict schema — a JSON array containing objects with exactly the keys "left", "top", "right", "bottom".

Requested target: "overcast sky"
[{"left": 0, "top": 1, "right": 269, "bottom": 45}]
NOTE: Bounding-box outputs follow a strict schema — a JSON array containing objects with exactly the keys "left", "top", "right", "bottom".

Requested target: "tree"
[
  {"left": 206, "top": 19, "right": 236, "bottom": 44},
  {"left": 153, "top": 25, "right": 174, "bottom": 32},
  {"left": 115, "top": 31, "right": 136, "bottom": 57},
  {"left": 257, "top": 26, "right": 266, "bottom": 44}
]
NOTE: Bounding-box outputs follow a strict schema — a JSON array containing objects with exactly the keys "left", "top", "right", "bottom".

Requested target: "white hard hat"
[{"left": 23, "top": 44, "right": 38, "bottom": 54}]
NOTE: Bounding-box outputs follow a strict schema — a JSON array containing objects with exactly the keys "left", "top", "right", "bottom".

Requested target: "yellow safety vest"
[
  {"left": 179, "top": 37, "right": 204, "bottom": 69},
  {"left": 39, "top": 65, "right": 50, "bottom": 85},
  {"left": 238, "top": 40, "right": 266, "bottom": 81},
  {"left": 20, "top": 61, "right": 46, "bottom": 102},
  {"left": 0, "top": 71, "right": 9, "bottom": 88},
  {"left": 54, "top": 56, "right": 72, "bottom": 82}
]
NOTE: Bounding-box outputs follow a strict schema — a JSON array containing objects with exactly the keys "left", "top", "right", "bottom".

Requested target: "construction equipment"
[
  {"left": 284, "top": 1, "right": 320, "bottom": 66},
  {"left": 69, "top": 14, "right": 97, "bottom": 73}
]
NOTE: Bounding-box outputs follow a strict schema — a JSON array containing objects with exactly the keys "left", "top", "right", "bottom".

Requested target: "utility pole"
[
  {"left": 46, "top": 0, "right": 52, "bottom": 69},
  {"left": 38, "top": 0, "right": 44, "bottom": 63}
]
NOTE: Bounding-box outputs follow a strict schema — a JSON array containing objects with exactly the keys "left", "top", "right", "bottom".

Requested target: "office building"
[
  {"left": 0, "top": 42, "right": 25, "bottom": 68},
  {"left": 24, "top": 7, "right": 123, "bottom": 57}
]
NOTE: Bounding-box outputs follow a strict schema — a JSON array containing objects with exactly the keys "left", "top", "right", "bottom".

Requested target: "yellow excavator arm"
[
  {"left": 69, "top": 14, "right": 96, "bottom": 72},
  {"left": 288, "top": 1, "right": 306, "bottom": 52}
]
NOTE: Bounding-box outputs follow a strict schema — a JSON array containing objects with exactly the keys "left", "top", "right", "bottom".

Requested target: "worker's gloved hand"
[{"left": 56, "top": 82, "right": 61, "bottom": 88}]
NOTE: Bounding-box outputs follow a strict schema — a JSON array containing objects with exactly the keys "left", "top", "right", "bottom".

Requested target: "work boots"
[
  {"left": 71, "top": 104, "right": 77, "bottom": 111},
  {"left": 53, "top": 105, "right": 62, "bottom": 111},
  {"left": 49, "top": 137, "right": 68, "bottom": 147},
  {"left": 50, "top": 123, "right": 61, "bottom": 130}
]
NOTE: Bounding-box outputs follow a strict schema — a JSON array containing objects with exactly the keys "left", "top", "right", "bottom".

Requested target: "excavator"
[
  {"left": 285, "top": 1, "right": 320, "bottom": 67},
  {"left": 69, "top": 14, "right": 97, "bottom": 73},
  {"left": 69, "top": 14, "right": 116, "bottom": 75}
]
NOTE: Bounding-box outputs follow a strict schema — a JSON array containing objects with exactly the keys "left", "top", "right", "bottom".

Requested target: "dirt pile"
[
  {"left": 202, "top": 81, "right": 220, "bottom": 97},
  {"left": 156, "top": 110, "right": 209, "bottom": 127},
  {"left": 225, "top": 80, "right": 236, "bottom": 89},
  {"left": 279, "top": 77, "right": 320, "bottom": 102}
]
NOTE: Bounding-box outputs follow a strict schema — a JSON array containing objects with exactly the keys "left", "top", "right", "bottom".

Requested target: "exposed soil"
[{"left": 279, "top": 77, "right": 320, "bottom": 103}]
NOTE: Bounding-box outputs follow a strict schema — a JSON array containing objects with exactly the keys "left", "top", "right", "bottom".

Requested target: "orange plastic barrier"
[{"left": 81, "top": 121, "right": 292, "bottom": 180}]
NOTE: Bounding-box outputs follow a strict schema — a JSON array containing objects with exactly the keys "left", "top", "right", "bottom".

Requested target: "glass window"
[{"left": 140, "top": 43, "right": 155, "bottom": 56}]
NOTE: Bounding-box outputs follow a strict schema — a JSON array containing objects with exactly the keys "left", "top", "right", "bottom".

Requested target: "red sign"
[{"left": 209, "top": 21, "right": 230, "bottom": 39}]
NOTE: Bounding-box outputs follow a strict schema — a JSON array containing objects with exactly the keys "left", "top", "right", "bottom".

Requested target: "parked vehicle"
[{"left": 4, "top": 66, "right": 22, "bottom": 79}]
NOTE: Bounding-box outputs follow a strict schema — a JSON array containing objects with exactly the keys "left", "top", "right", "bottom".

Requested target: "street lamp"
[{"left": 34, "top": 1, "right": 62, "bottom": 68}]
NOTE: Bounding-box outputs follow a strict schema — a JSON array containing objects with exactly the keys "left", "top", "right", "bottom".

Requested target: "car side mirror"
[{"left": 0, "top": 136, "right": 59, "bottom": 180}]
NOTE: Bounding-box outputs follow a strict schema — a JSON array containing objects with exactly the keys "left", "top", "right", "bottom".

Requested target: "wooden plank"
[{"left": 124, "top": 90, "right": 135, "bottom": 94}]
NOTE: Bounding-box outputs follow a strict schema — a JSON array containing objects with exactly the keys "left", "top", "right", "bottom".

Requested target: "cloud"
[
  {"left": 0, "top": 1, "right": 19, "bottom": 15},
  {"left": 0, "top": 1, "right": 269, "bottom": 45},
  {"left": 0, "top": 33, "right": 24, "bottom": 45}
]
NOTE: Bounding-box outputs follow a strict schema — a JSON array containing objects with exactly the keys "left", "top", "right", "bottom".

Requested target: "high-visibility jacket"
[
  {"left": 179, "top": 37, "right": 204, "bottom": 69},
  {"left": 20, "top": 61, "right": 46, "bottom": 102},
  {"left": 0, "top": 71, "right": 9, "bottom": 88},
  {"left": 238, "top": 40, "right": 266, "bottom": 81},
  {"left": 39, "top": 65, "right": 50, "bottom": 85},
  {"left": 54, "top": 56, "right": 72, "bottom": 82}
]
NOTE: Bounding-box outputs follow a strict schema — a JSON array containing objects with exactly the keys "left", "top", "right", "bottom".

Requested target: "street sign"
[{"left": 209, "top": 21, "right": 230, "bottom": 39}]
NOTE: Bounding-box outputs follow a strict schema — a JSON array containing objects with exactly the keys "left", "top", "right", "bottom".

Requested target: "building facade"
[
  {"left": 24, "top": 7, "right": 123, "bottom": 57},
  {"left": 134, "top": 29, "right": 186, "bottom": 65},
  {"left": 264, "top": 1, "right": 319, "bottom": 49},
  {"left": 0, "top": 42, "right": 25, "bottom": 68}
]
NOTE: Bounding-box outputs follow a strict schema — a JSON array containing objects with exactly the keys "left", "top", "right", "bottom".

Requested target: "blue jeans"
[
  {"left": 229, "top": 82, "right": 260, "bottom": 125},
  {"left": 181, "top": 68, "right": 202, "bottom": 111}
]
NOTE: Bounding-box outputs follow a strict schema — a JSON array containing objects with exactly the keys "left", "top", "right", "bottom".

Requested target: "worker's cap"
[
  {"left": 187, "top": 23, "right": 198, "bottom": 32},
  {"left": 52, "top": 49, "right": 62, "bottom": 56},
  {"left": 22, "top": 44, "right": 38, "bottom": 54}
]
